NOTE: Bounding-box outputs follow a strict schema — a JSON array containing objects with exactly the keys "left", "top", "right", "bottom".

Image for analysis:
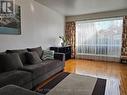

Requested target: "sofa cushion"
[
  {"left": 0, "top": 70, "right": 32, "bottom": 88},
  {"left": 6, "top": 49, "right": 28, "bottom": 65},
  {"left": 21, "top": 60, "right": 64, "bottom": 79},
  {"left": 27, "top": 47, "right": 43, "bottom": 57},
  {"left": 42, "top": 60, "right": 64, "bottom": 73},
  {"left": 0, "top": 53, "right": 23, "bottom": 73},
  {"left": 41, "top": 50, "right": 54, "bottom": 60},
  {"left": 0, "top": 52, "right": 6, "bottom": 55},
  {"left": 25, "top": 52, "right": 42, "bottom": 65},
  {"left": 22, "top": 64, "right": 46, "bottom": 79},
  {"left": 0, "top": 85, "right": 41, "bottom": 95}
]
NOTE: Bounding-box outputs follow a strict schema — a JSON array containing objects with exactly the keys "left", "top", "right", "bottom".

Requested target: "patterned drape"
[
  {"left": 121, "top": 16, "right": 127, "bottom": 56},
  {"left": 65, "top": 22, "right": 76, "bottom": 58}
]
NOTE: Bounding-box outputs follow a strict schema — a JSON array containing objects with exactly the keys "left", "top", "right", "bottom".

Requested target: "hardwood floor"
[{"left": 64, "top": 59, "right": 127, "bottom": 95}]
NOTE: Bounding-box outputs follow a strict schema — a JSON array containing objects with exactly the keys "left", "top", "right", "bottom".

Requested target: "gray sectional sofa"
[{"left": 0, "top": 47, "right": 65, "bottom": 90}]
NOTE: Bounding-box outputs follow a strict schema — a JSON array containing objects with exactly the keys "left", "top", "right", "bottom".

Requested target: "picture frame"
[{"left": 0, "top": 5, "right": 21, "bottom": 35}]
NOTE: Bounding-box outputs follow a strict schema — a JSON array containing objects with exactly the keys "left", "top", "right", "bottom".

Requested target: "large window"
[{"left": 76, "top": 17, "right": 123, "bottom": 57}]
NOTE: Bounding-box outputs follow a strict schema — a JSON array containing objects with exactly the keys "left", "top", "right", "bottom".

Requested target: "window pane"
[{"left": 76, "top": 17, "right": 123, "bottom": 57}]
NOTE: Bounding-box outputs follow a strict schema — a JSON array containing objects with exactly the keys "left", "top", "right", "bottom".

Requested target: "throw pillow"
[
  {"left": 41, "top": 50, "right": 54, "bottom": 60},
  {"left": 27, "top": 47, "right": 43, "bottom": 58},
  {"left": 0, "top": 53, "right": 23, "bottom": 73},
  {"left": 6, "top": 49, "right": 28, "bottom": 65},
  {"left": 25, "top": 52, "right": 42, "bottom": 65}
]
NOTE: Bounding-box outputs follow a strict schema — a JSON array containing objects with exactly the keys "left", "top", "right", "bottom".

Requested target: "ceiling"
[{"left": 35, "top": 0, "right": 127, "bottom": 16}]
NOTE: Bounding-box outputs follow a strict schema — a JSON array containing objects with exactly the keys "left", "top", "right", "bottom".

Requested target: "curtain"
[
  {"left": 76, "top": 17, "right": 123, "bottom": 58},
  {"left": 65, "top": 22, "right": 76, "bottom": 58},
  {"left": 121, "top": 16, "right": 127, "bottom": 56}
]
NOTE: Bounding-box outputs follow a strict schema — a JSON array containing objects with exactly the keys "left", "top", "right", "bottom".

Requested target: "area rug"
[{"left": 38, "top": 72, "right": 106, "bottom": 95}]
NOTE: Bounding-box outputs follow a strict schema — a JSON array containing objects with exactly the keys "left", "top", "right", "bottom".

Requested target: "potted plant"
[{"left": 59, "top": 36, "right": 68, "bottom": 47}]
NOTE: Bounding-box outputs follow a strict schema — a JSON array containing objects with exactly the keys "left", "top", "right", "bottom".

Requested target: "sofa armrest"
[
  {"left": 0, "top": 85, "right": 42, "bottom": 95},
  {"left": 54, "top": 52, "right": 65, "bottom": 61}
]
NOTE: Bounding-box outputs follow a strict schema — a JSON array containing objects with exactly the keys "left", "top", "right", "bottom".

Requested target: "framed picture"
[{"left": 0, "top": 5, "right": 21, "bottom": 35}]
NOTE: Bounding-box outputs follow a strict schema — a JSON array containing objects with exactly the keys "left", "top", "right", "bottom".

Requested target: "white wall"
[{"left": 0, "top": 0, "right": 65, "bottom": 52}]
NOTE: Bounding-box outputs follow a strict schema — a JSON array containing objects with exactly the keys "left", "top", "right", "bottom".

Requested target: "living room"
[{"left": 0, "top": 0, "right": 127, "bottom": 95}]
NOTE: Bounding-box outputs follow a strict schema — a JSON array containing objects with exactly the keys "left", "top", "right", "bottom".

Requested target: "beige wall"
[
  {"left": 0, "top": 0, "right": 65, "bottom": 52},
  {"left": 66, "top": 9, "right": 127, "bottom": 22}
]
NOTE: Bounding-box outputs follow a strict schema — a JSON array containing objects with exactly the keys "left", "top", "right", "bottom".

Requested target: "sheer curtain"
[{"left": 76, "top": 17, "right": 123, "bottom": 59}]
